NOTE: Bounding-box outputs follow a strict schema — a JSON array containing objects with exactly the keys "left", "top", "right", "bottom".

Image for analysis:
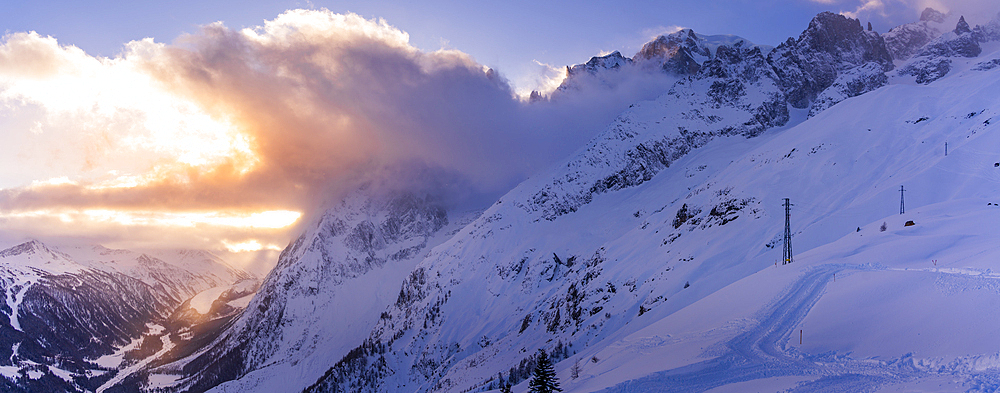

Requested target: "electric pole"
[
  {"left": 945, "top": 142, "right": 948, "bottom": 156},
  {"left": 783, "top": 198, "right": 793, "bottom": 265},
  {"left": 899, "top": 186, "right": 905, "bottom": 215}
]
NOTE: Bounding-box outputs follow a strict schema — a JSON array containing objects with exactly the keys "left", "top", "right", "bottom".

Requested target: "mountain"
[
  {"left": 153, "top": 189, "right": 485, "bottom": 393},
  {"left": 882, "top": 7, "right": 948, "bottom": 61},
  {"left": 896, "top": 12, "right": 1000, "bottom": 85},
  {"left": 304, "top": 32, "right": 1000, "bottom": 392},
  {"left": 0, "top": 241, "right": 251, "bottom": 392},
  {"left": 59, "top": 245, "right": 251, "bottom": 304},
  {"left": 555, "top": 29, "right": 765, "bottom": 94},
  {"left": 136, "top": 10, "right": 941, "bottom": 393},
  {"left": 13, "top": 8, "right": 1000, "bottom": 393},
  {"left": 557, "top": 12, "right": 891, "bottom": 119}
]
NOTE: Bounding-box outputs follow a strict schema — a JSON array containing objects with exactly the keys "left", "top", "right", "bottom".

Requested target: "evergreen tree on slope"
[{"left": 529, "top": 349, "right": 562, "bottom": 393}]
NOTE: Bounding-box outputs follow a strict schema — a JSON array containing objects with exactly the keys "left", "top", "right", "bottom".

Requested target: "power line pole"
[
  {"left": 899, "top": 186, "right": 905, "bottom": 215},
  {"left": 945, "top": 142, "right": 948, "bottom": 156},
  {"left": 783, "top": 198, "right": 793, "bottom": 265}
]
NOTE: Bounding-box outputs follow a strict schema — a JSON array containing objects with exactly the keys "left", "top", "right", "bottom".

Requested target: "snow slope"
[{"left": 304, "top": 28, "right": 1000, "bottom": 393}]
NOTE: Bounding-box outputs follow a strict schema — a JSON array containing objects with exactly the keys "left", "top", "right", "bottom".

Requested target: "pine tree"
[
  {"left": 498, "top": 372, "right": 512, "bottom": 393},
  {"left": 529, "top": 349, "right": 562, "bottom": 393}
]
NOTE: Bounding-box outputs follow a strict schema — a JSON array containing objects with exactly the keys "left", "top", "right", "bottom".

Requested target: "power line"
[
  {"left": 783, "top": 198, "right": 793, "bottom": 265},
  {"left": 899, "top": 186, "right": 905, "bottom": 215}
]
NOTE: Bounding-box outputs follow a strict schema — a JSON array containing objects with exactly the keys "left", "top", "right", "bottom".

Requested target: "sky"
[{"left": 0, "top": 0, "right": 997, "bottom": 272}]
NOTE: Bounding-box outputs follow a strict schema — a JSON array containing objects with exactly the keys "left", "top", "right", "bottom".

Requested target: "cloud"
[
  {"left": 521, "top": 60, "right": 567, "bottom": 97},
  {"left": 832, "top": 0, "right": 999, "bottom": 25},
  {"left": 0, "top": 9, "right": 664, "bottom": 256},
  {"left": 641, "top": 25, "right": 686, "bottom": 41},
  {"left": 841, "top": 0, "right": 888, "bottom": 18}
]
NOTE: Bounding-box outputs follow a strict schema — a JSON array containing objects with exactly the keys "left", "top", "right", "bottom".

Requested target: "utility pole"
[
  {"left": 783, "top": 198, "right": 793, "bottom": 265},
  {"left": 900, "top": 186, "right": 905, "bottom": 215},
  {"left": 945, "top": 142, "right": 948, "bottom": 156}
]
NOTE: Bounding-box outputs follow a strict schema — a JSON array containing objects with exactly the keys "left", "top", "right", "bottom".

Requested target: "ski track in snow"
[
  {"left": 5, "top": 276, "right": 36, "bottom": 332},
  {"left": 599, "top": 264, "right": 1000, "bottom": 392}
]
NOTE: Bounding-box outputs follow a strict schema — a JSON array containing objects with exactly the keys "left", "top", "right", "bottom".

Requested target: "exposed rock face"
[
  {"left": 973, "top": 58, "right": 1000, "bottom": 71},
  {"left": 883, "top": 8, "right": 946, "bottom": 60},
  {"left": 768, "top": 12, "right": 893, "bottom": 110},
  {"left": 954, "top": 16, "right": 972, "bottom": 35},
  {"left": 634, "top": 29, "right": 711, "bottom": 75}
]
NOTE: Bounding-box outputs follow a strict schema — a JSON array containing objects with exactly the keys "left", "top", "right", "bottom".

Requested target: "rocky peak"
[
  {"left": 700, "top": 41, "right": 771, "bottom": 81},
  {"left": 636, "top": 30, "right": 710, "bottom": 60},
  {"left": 566, "top": 51, "right": 631, "bottom": 77},
  {"left": 955, "top": 16, "right": 972, "bottom": 35},
  {"left": 0, "top": 240, "right": 46, "bottom": 257},
  {"left": 768, "top": 12, "right": 892, "bottom": 109},
  {"left": 973, "top": 12, "right": 1000, "bottom": 42},
  {"left": 796, "top": 11, "right": 890, "bottom": 62},
  {"left": 920, "top": 8, "right": 946, "bottom": 23},
  {"left": 634, "top": 29, "right": 711, "bottom": 75}
]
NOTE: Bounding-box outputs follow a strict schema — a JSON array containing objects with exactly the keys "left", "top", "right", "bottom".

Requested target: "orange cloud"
[{"left": 0, "top": 9, "right": 676, "bottom": 256}]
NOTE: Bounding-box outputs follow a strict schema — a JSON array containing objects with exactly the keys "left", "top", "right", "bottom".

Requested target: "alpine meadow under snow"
[{"left": 5, "top": 6, "right": 1000, "bottom": 393}]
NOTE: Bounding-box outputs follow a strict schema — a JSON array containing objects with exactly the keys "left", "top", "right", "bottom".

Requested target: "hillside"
[{"left": 301, "top": 16, "right": 1000, "bottom": 393}]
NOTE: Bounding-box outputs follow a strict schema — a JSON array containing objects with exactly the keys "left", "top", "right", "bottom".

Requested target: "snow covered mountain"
[
  {"left": 0, "top": 241, "right": 251, "bottom": 392},
  {"left": 556, "top": 29, "right": 766, "bottom": 94},
  {"left": 882, "top": 7, "right": 949, "bottom": 61},
  {"left": 152, "top": 188, "right": 486, "bottom": 393},
  {"left": 59, "top": 245, "right": 251, "bottom": 304},
  {"left": 558, "top": 12, "right": 891, "bottom": 119},
  {"left": 302, "top": 25, "right": 1000, "bottom": 392},
  {"left": 896, "top": 15, "right": 989, "bottom": 85}
]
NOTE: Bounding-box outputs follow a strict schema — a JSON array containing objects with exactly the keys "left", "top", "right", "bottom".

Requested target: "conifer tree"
[
  {"left": 529, "top": 349, "right": 562, "bottom": 393},
  {"left": 498, "top": 372, "right": 512, "bottom": 393}
]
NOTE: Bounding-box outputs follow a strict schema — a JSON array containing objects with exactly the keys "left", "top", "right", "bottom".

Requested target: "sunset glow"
[
  {"left": 0, "top": 209, "right": 301, "bottom": 228},
  {"left": 222, "top": 239, "right": 284, "bottom": 252}
]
